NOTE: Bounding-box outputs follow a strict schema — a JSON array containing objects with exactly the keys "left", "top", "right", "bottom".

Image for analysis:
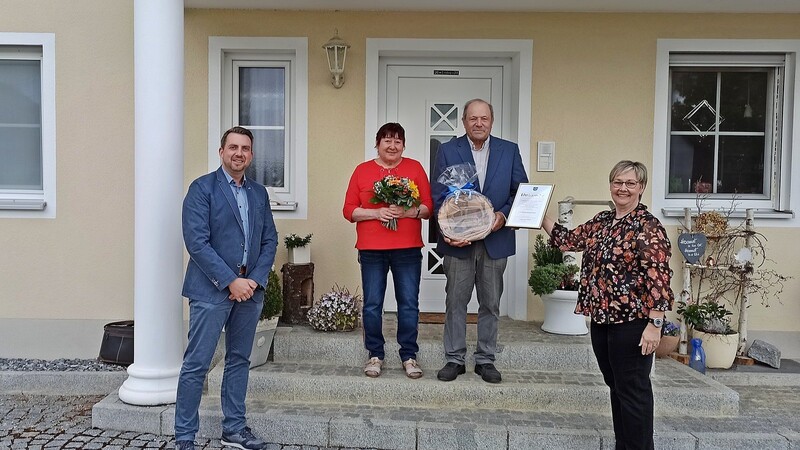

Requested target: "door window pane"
[{"left": 0, "top": 59, "right": 42, "bottom": 190}]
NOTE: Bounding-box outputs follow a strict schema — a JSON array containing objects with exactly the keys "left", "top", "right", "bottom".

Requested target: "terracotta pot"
[{"left": 655, "top": 334, "right": 679, "bottom": 358}]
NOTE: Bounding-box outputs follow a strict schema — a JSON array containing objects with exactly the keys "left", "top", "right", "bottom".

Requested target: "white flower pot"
[
  {"left": 288, "top": 245, "right": 311, "bottom": 264},
  {"left": 249, "top": 317, "right": 279, "bottom": 369},
  {"left": 693, "top": 330, "right": 739, "bottom": 369},
  {"left": 540, "top": 290, "right": 588, "bottom": 335}
]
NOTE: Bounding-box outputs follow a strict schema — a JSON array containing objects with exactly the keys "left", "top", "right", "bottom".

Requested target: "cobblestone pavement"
[
  {"left": 0, "top": 394, "right": 373, "bottom": 449},
  {"left": 2, "top": 383, "right": 799, "bottom": 449}
]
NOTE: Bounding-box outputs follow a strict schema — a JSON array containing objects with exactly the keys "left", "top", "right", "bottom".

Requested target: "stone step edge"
[
  {"left": 92, "top": 394, "right": 797, "bottom": 450},
  {"left": 272, "top": 328, "right": 598, "bottom": 371},
  {"left": 206, "top": 363, "right": 739, "bottom": 417}
]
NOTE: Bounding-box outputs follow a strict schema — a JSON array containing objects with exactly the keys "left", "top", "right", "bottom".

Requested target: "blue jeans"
[
  {"left": 359, "top": 248, "right": 422, "bottom": 361},
  {"left": 174, "top": 294, "right": 262, "bottom": 442}
]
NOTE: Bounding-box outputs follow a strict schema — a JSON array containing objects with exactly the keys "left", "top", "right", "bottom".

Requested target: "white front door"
[{"left": 380, "top": 61, "right": 508, "bottom": 313}]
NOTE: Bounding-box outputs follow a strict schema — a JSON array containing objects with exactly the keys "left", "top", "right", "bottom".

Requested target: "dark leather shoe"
[
  {"left": 437, "top": 362, "right": 466, "bottom": 381},
  {"left": 475, "top": 363, "right": 502, "bottom": 383}
]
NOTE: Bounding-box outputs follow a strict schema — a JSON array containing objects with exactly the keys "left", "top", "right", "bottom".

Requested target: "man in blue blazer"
[
  {"left": 431, "top": 99, "right": 528, "bottom": 384},
  {"left": 175, "top": 126, "right": 278, "bottom": 450}
]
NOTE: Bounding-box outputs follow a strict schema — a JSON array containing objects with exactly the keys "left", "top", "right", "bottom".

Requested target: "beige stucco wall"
[
  {"left": 1, "top": 4, "right": 799, "bottom": 357},
  {"left": 0, "top": 0, "right": 134, "bottom": 321}
]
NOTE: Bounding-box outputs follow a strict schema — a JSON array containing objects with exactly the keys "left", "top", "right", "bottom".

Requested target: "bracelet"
[{"left": 415, "top": 207, "right": 421, "bottom": 218}]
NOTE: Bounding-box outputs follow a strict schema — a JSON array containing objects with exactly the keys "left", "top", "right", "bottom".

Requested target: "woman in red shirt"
[{"left": 343, "top": 123, "right": 433, "bottom": 379}]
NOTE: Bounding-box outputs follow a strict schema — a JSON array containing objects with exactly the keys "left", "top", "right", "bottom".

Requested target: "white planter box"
[
  {"left": 288, "top": 245, "right": 311, "bottom": 264},
  {"left": 250, "top": 317, "right": 279, "bottom": 369}
]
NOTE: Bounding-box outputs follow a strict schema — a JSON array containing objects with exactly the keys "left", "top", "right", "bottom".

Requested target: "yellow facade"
[{"left": 1, "top": 3, "right": 798, "bottom": 357}]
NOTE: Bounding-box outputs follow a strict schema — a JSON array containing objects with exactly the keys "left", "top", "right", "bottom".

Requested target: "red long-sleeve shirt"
[{"left": 343, "top": 158, "right": 433, "bottom": 250}]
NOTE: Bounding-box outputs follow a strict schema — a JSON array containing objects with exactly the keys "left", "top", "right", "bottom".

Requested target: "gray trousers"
[{"left": 442, "top": 241, "right": 507, "bottom": 365}]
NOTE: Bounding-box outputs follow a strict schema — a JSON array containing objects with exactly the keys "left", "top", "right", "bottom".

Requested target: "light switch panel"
[{"left": 537, "top": 141, "right": 555, "bottom": 172}]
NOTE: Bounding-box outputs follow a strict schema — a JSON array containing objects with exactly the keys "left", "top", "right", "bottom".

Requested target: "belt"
[{"left": 238, "top": 265, "right": 247, "bottom": 277}]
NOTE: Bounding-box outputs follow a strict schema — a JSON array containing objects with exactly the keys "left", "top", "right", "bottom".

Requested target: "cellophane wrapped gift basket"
[{"left": 436, "top": 163, "right": 495, "bottom": 242}]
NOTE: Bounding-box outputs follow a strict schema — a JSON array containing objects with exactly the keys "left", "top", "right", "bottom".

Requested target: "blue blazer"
[
  {"left": 181, "top": 167, "right": 278, "bottom": 302},
  {"left": 432, "top": 135, "right": 528, "bottom": 260}
]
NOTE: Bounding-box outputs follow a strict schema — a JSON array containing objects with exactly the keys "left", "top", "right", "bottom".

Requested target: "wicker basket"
[{"left": 437, "top": 192, "right": 495, "bottom": 242}]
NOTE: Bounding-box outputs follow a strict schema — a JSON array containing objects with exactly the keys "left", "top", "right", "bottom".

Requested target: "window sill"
[
  {"left": 661, "top": 207, "right": 794, "bottom": 219},
  {"left": 0, "top": 199, "right": 46, "bottom": 211},
  {"left": 270, "top": 201, "right": 297, "bottom": 211}
]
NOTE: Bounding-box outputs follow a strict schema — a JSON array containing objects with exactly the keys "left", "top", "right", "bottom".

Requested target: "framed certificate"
[{"left": 505, "top": 184, "right": 554, "bottom": 229}]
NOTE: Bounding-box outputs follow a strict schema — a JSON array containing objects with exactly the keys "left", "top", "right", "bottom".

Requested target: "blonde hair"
[{"left": 609, "top": 160, "right": 648, "bottom": 187}]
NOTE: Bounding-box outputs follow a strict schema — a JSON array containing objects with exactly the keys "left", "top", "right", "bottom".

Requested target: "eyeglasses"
[{"left": 611, "top": 180, "right": 639, "bottom": 189}]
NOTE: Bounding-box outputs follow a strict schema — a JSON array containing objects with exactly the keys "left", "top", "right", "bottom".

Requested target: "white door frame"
[{"left": 365, "top": 38, "right": 534, "bottom": 321}]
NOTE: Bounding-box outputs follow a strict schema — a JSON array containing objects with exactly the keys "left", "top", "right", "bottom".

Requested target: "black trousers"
[{"left": 591, "top": 319, "right": 655, "bottom": 450}]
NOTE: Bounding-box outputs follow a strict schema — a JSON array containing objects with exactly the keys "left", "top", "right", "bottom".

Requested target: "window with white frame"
[
  {"left": 210, "top": 37, "right": 308, "bottom": 218},
  {"left": 653, "top": 40, "right": 799, "bottom": 221},
  {"left": 0, "top": 34, "right": 56, "bottom": 217}
]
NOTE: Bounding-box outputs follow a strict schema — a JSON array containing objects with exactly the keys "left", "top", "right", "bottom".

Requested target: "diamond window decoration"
[{"left": 682, "top": 99, "right": 725, "bottom": 137}]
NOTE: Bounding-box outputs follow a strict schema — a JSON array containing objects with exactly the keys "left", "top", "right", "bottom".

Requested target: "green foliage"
[
  {"left": 676, "top": 300, "right": 734, "bottom": 334},
  {"left": 532, "top": 233, "right": 565, "bottom": 266},
  {"left": 284, "top": 233, "right": 312, "bottom": 249},
  {"left": 528, "top": 234, "right": 579, "bottom": 296},
  {"left": 261, "top": 269, "right": 283, "bottom": 321}
]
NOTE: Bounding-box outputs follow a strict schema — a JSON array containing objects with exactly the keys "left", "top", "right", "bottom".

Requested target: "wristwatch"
[{"left": 648, "top": 317, "right": 664, "bottom": 328}]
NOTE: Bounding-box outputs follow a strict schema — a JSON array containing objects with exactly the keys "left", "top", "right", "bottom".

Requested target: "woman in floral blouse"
[{"left": 542, "top": 160, "right": 674, "bottom": 450}]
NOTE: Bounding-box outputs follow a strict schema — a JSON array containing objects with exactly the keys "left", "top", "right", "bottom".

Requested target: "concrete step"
[
  {"left": 207, "top": 358, "right": 738, "bottom": 417},
  {"left": 272, "top": 323, "right": 600, "bottom": 372},
  {"left": 96, "top": 384, "right": 763, "bottom": 450}
]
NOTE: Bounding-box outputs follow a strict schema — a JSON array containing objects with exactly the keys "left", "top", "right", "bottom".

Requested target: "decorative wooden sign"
[{"left": 677, "top": 232, "right": 707, "bottom": 264}]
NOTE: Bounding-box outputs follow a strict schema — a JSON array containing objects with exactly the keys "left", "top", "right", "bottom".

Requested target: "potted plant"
[
  {"left": 677, "top": 300, "right": 738, "bottom": 369},
  {"left": 284, "top": 233, "right": 313, "bottom": 264},
  {"left": 528, "top": 234, "right": 586, "bottom": 335},
  {"left": 306, "top": 285, "right": 361, "bottom": 332},
  {"left": 250, "top": 268, "right": 283, "bottom": 369},
  {"left": 655, "top": 320, "right": 680, "bottom": 358}
]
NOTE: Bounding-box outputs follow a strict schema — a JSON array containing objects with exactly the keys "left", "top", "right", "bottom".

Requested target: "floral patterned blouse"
[{"left": 550, "top": 203, "right": 674, "bottom": 325}]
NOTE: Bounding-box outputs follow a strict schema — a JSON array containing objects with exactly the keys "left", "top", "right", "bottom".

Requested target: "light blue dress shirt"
[{"left": 222, "top": 168, "right": 250, "bottom": 268}]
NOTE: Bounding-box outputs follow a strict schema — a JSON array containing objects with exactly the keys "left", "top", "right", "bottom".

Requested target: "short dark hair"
[
  {"left": 220, "top": 126, "right": 254, "bottom": 149},
  {"left": 375, "top": 122, "right": 405, "bottom": 146}
]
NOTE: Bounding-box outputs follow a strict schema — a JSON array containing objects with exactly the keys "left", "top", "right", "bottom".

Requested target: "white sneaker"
[
  {"left": 364, "top": 357, "right": 383, "bottom": 377},
  {"left": 403, "top": 358, "right": 423, "bottom": 379}
]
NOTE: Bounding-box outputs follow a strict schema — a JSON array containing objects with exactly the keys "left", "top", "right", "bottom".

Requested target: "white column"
[{"left": 119, "top": 0, "right": 185, "bottom": 405}]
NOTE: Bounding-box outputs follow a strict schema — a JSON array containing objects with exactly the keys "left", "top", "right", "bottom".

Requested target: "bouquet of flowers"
[
  {"left": 369, "top": 175, "right": 421, "bottom": 231},
  {"left": 307, "top": 285, "right": 361, "bottom": 332}
]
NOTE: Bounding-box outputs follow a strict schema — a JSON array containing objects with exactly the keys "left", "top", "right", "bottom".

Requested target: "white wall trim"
[
  {"left": 208, "top": 36, "right": 308, "bottom": 219},
  {"left": 365, "top": 38, "right": 534, "bottom": 320},
  {"left": 0, "top": 32, "right": 56, "bottom": 219},
  {"left": 652, "top": 39, "right": 800, "bottom": 228}
]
